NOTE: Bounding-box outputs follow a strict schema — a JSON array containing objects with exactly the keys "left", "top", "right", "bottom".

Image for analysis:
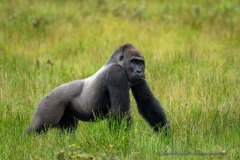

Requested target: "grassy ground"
[{"left": 0, "top": 0, "right": 240, "bottom": 159}]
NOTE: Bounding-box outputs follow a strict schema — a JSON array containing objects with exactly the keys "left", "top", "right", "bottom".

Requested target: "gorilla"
[{"left": 27, "top": 44, "right": 168, "bottom": 134}]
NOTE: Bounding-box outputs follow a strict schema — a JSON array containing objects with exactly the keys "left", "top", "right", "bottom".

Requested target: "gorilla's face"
[{"left": 123, "top": 49, "right": 145, "bottom": 84}]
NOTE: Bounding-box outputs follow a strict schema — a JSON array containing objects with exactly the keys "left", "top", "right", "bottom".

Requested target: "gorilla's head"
[
  {"left": 120, "top": 44, "right": 145, "bottom": 84},
  {"left": 106, "top": 44, "right": 145, "bottom": 84}
]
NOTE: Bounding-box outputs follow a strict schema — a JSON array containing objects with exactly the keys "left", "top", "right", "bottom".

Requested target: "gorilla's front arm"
[
  {"left": 107, "top": 66, "right": 130, "bottom": 116},
  {"left": 131, "top": 80, "right": 168, "bottom": 132},
  {"left": 106, "top": 65, "right": 132, "bottom": 127}
]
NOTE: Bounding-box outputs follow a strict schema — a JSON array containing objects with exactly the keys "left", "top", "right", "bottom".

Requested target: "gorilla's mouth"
[{"left": 130, "top": 77, "right": 145, "bottom": 85}]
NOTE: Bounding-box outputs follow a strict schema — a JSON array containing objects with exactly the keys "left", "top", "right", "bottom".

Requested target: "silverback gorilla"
[{"left": 27, "top": 44, "right": 168, "bottom": 134}]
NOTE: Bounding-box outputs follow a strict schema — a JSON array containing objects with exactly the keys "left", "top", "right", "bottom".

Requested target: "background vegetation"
[{"left": 0, "top": 0, "right": 239, "bottom": 159}]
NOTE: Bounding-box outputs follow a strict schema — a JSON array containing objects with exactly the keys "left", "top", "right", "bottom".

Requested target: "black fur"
[
  {"left": 131, "top": 80, "right": 168, "bottom": 132},
  {"left": 26, "top": 44, "right": 168, "bottom": 134}
]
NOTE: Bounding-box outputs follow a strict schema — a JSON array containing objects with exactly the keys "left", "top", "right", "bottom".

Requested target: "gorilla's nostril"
[{"left": 136, "top": 70, "right": 142, "bottom": 73}]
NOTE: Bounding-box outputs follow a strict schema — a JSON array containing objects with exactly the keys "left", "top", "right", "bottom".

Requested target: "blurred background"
[{"left": 0, "top": 0, "right": 239, "bottom": 159}]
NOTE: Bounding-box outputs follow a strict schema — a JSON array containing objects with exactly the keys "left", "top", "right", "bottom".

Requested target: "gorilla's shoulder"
[
  {"left": 105, "top": 64, "right": 126, "bottom": 75},
  {"left": 104, "top": 64, "right": 128, "bottom": 84}
]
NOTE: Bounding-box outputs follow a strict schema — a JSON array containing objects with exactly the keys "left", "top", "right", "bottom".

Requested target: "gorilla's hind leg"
[
  {"left": 26, "top": 97, "right": 67, "bottom": 134},
  {"left": 26, "top": 117, "right": 52, "bottom": 134},
  {"left": 57, "top": 112, "right": 78, "bottom": 132}
]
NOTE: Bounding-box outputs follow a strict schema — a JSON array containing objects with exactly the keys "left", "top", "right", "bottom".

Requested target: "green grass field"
[{"left": 0, "top": 0, "right": 240, "bottom": 159}]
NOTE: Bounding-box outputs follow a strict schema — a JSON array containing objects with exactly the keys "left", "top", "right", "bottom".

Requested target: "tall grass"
[{"left": 0, "top": 0, "right": 239, "bottom": 159}]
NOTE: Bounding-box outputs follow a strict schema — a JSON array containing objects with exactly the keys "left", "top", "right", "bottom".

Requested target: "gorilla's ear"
[
  {"left": 118, "top": 43, "right": 135, "bottom": 64},
  {"left": 119, "top": 55, "right": 124, "bottom": 61},
  {"left": 117, "top": 53, "right": 124, "bottom": 67},
  {"left": 118, "top": 43, "right": 133, "bottom": 61},
  {"left": 106, "top": 43, "right": 134, "bottom": 65}
]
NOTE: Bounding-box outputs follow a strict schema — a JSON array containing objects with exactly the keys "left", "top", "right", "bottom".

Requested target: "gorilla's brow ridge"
[{"left": 128, "top": 49, "right": 142, "bottom": 57}]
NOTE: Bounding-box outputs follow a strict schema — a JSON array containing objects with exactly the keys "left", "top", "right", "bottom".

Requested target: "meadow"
[{"left": 0, "top": 0, "right": 240, "bottom": 159}]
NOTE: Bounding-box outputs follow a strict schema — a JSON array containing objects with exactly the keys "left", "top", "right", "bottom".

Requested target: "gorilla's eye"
[
  {"left": 131, "top": 59, "right": 144, "bottom": 65},
  {"left": 119, "top": 55, "right": 124, "bottom": 61},
  {"left": 138, "top": 60, "right": 144, "bottom": 65},
  {"left": 131, "top": 59, "right": 137, "bottom": 64}
]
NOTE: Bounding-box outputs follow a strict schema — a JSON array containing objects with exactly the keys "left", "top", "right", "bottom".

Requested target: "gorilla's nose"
[{"left": 136, "top": 70, "right": 142, "bottom": 74}]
